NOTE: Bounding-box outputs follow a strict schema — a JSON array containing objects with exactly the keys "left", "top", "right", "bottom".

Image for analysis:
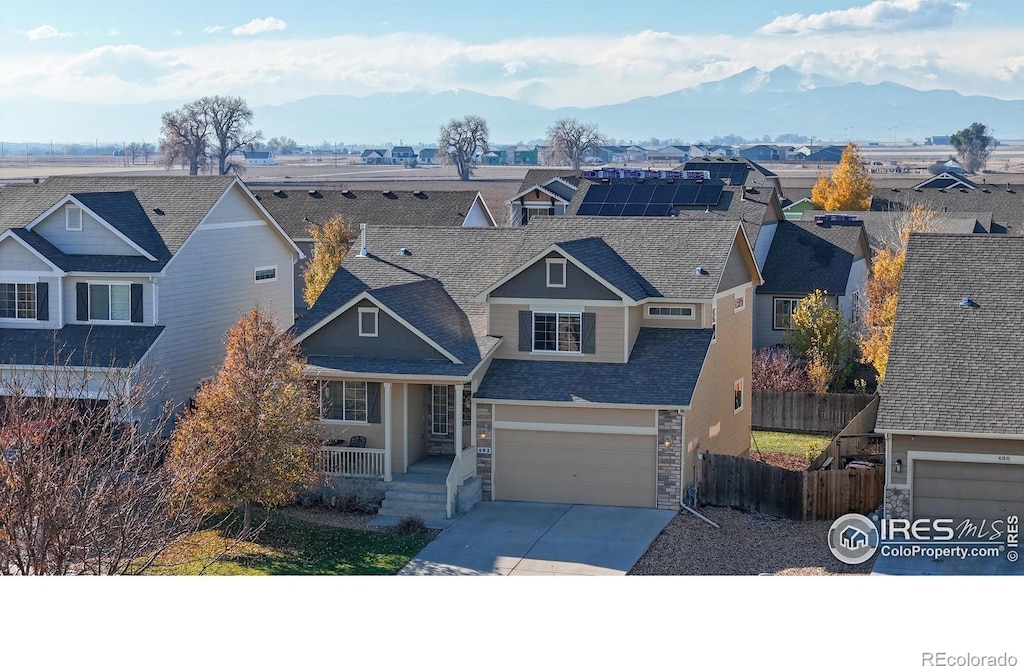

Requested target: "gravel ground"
[
  {"left": 630, "top": 506, "right": 876, "bottom": 576},
  {"left": 749, "top": 450, "right": 811, "bottom": 472}
]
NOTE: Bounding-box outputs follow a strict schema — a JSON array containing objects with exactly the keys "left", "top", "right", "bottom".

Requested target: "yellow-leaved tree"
[
  {"left": 811, "top": 142, "right": 873, "bottom": 211},
  {"left": 303, "top": 215, "right": 357, "bottom": 308},
  {"left": 167, "top": 308, "right": 321, "bottom": 534},
  {"left": 859, "top": 204, "right": 934, "bottom": 383}
]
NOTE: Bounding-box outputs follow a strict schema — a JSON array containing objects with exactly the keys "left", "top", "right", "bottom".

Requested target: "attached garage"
[
  {"left": 912, "top": 457, "right": 1024, "bottom": 521},
  {"left": 493, "top": 428, "right": 658, "bottom": 508}
]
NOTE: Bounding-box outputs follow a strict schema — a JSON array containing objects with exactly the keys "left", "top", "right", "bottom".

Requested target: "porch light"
[
  {"left": 894, "top": 459, "right": 903, "bottom": 474},
  {"left": 479, "top": 431, "right": 488, "bottom": 440}
]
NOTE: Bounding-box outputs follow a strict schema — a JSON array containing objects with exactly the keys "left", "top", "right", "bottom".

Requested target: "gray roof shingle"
[
  {"left": 253, "top": 188, "right": 489, "bottom": 240},
  {"left": 870, "top": 186, "right": 1021, "bottom": 234},
  {"left": 876, "top": 234, "right": 1024, "bottom": 435},
  {"left": 475, "top": 328, "right": 712, "bottom": 406},
  {"left": 0, "top": 325, "right": 164, "bottom": 368},
  {"left": 798, "top": 210, "right": 995, "bottom": 250},
  {"left": 757, "top": 220, "right": 866, "bottom": 295}
]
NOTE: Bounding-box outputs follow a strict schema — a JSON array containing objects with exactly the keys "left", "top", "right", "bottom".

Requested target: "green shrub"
[{"left": 392, "top": 515, "right": 428, "bottom": 536}]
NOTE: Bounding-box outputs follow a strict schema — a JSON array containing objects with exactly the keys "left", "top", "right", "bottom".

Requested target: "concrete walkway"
[{"left": 399, "top": 501, "right": 675, "bottom": 576}]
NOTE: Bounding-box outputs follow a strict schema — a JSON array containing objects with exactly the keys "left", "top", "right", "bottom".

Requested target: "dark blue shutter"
[
  {"left": 130, "top": 283, "right": 144, "bottom": 323},
  {"left": 367, "top": 382, "right": 381, "bottom": 423},
  {"left": 35, "top": 282, "right": 49, "bottom": 321},
  {"left": 518, "top": 310, "right": 532, "bottom": 351},
  {"left": 76, "top": 282, "right": 89, "bottom": 321},
  {"left": 582, "top": 312, "right": 596, "bottom": 354}
]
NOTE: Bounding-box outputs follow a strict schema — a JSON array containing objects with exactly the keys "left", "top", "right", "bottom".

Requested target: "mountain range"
[{"left": 2, "top": 66, "right": 1022, "bottom": 145}]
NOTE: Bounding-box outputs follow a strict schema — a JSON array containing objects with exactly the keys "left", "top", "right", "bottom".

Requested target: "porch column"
[
  {"left": 454, "top": 383, "right": 464, "bottom": 474},
  {"left": 384, "top": 382, "right": 393, "bottom": 482},
  {"left": 402, "top": 383, "right": 409, "bottom": 473}
]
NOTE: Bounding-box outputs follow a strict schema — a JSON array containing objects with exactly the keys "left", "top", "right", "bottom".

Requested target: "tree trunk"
[
  {"left": 219, "top": 155, "right": 228, "bottom": 176},
  {"left": 242, "top": 501, "right": 252, "bottom": 534},
  {"left": 189, "top": 160, "right": 199, "bottom": 176}
]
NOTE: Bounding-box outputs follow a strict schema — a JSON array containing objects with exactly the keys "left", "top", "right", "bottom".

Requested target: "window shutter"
[
  {"left": 35, "top": 282, "right": 49, "bottom": 321},
  {"left": 518, "top": 310, "right": 532, "bottom": 351},
  {"left": 582, "top": 312, "right": 596, "bottom": 354},
  {"left": 130, "top": 283, "right": 144, "bottom": 323},
  {"left": 367, "top": 382, "right": 381, "bottom": 423},
  {"left": 76, "top": 282, "right": 89, "bottom": 321}
]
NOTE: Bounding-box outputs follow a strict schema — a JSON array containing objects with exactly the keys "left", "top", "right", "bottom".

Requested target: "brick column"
[
  {"left": 657, "top": 410, "right": 683, "bottom": 511},
  {"left": 476, "top": 402, "right": 493, "bottom": 499}
]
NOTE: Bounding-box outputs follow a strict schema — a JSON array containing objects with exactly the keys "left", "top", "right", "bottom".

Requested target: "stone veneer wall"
[
  {"left": 657, "top": 410, "right": 683, "bottom": 511},
  {"left": 884, "top": 487, "right": 910, "bottom": 521},
  {"left": 475, "top": 402, "right": 493, "bottom": 498}
]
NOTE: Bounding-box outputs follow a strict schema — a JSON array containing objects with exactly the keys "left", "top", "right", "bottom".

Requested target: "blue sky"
[{"left": 1, "top": 0, "right": 1021, "bottom": 107}]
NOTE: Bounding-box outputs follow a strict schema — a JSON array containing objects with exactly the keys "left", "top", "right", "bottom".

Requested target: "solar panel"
[
  {"left": 694, "top": 183, "right": 725, "bottom": 205},
  {"left": 581, "top": 184, "right": 609, "bottom": 204},
  {"left": 605, "top": 185, "right": 634, "bottom": 204},
  {"left": 629, "top": 184, "right": 657, "bottom": 205},
  {"left": 672, "top": 183, "right": 701, "bottom": 206},
  {"left": 644, "top": 204, "right": 673, "bottom": 216},
  {"left": 600, "top": 203, "right": 626, "bottom": 215},
  {"left": 576, "top": 203, "right": 602, "bottom": 215},
  {"left": 622, "top": 203, "right": 647, "bottom": 216},
  {"left": 649, "top": 185, "right": 677, "bottom": 204}
]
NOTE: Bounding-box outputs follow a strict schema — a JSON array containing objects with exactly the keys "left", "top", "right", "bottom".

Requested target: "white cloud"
[
  {"left": 21, "top": 24, "right": 74, "bottom": 41},
  {"left": 107, "top": 28, "right": 120, "bottom": 37},
  {"left": 203, "top": 25, "right": 225, "bottom": 34},
  {"left": 66, "top": 44, "right": 189, "bottom": 83},
  {"left": 232, "top": 17, "right": 287, "bottom": 36},
  {"left": 759, "top": 0, "right": 969, "bottom": 35}
]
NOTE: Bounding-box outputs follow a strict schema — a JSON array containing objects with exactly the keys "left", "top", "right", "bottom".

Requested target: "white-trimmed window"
[
  {"left": 431, "top": 385, "right": 449, "bottom": 435},
  {"left": 89, "top": 283, "right": 131, "bottom": 322},
  {"left": 711, "top": 305, "right": 717, "bottom": 343},
  {"left": 65, "top": 204, "right": 83, "bottom": 231},
  {"left": 733, "top": 379, "right": 744, "bottom": 413},
  {"left": 533, "top": 312, "right": 581, "bottom": 353},
  {"left": 773, "top": 298, "right": 801, "bottom": 330},
  {"left": 358, "top": 307, "right": 379, "bottom": 337},
  {"left": 546, "top": 257, "right": 567, "bottom": 288},
  {"left": 462, "top": 386, "right": 472, "bottom": 427},
  {"left": 0, "top": 283, "right": 36, "bottom": 320},
  {"left": 320, "top": 380, "right": 367, "bottom": 422},
  {"left": 851, "top": 292, "right": 861, "bottom": 325},
  {"left": 647, "top": 305, "right": 694, "bottom": 319},
  {"left": 733, "top": 294, "right": 746, "bottom": 313},
  {"left": 254, "top": 266, "right": 277, "bottom": 283}
]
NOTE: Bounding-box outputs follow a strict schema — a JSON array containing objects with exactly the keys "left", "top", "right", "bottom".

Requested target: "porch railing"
[
  {"left": 444, "top": 457, "right": 459, "bottom": 520},
  {"left": 318, "top": 446, "right": 385, "bottom": 479}
]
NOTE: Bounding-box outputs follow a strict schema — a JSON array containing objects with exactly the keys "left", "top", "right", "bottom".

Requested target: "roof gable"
[{"left": 757, "top": 220, "right": 865, "bottom": 295}]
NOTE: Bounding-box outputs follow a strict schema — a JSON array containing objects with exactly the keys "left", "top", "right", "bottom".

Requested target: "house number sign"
[{"left": 477, "top": 447, "right": 492, "bottom": 454}]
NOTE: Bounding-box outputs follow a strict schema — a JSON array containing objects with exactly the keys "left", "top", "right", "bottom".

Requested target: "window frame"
[
  {"left": 318, "top": 380, "right": 368, "bottom": 423},
  {"left": 87, "top": 282, "right": 132, "bottom": 323},
  {"left": 647, "top": 305, "right": 695, "bottom": 320},
  {"left": 254, "top": 265, "right": 278, "bottom": 283},
  {"left": 545, "top": 257, "right": 567, "bottom": 288},
  {"left": 531, "top": 311, "right": 582, "bottom": 354},
  {"left": 65, "top": 204, "right": 83, "bottom": 231},
  {"left": 773, "top": 297, "right": 801, "bottom": 331},
  {"left": 733, "top": 293, "right": 746, "bottom": 313},
  {"left": 733, "top": 378, "right": 744, "bottom": 414},
  {"left": 710, "top": 305, "right": 717, "bottom": 343},
  {"left": 358, "top": 307, "right": 379, "bottom": 338},
  {"left": 431, "top": 385, "right": 449, "bottom": 436},
  {"left": 0, "top": 282, "right": 37, "bottom": 321}
]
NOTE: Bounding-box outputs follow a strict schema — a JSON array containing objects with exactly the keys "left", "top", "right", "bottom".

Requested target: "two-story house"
[
  {"left": 292, "top": 217, "right": 761, "bottom": 520},
  {"left": 0, "top": 176, "right": 302, "bottom": 423}
]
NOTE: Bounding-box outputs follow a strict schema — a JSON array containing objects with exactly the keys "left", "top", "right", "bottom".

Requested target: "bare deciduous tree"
[
  {"left": 0, "top": 363, "right": 208, "bottom": 575},
  {"left": 126, "top": 142, "right": 141, "bottom": 165},
  {"left": 158, "top": 96, "right": 262, "bottom": 176},
  {"left": 159, "top": 100, "right": 210, "bottom": 175},
  {"left": 545, "top": 117, "right": 606, "bottom": 169},
  {"left": 439, "top": 115, "right": 489, "bottom": 181},
  {"left": 140, "top": 141, "right": 154, "bottom": 165},
  {"left": 204, "top": 95, "right": 262, "bottom": 176}
]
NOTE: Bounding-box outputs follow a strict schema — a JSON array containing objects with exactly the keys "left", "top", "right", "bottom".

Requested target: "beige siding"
[
  {"left": 640, "top": 303, "right": 703, "bottom": 329},
  {"left": 493, "top": 429, "right": 657, "bottom": 507},
  {"left": 627, "top": 304, "right": 642, "bottom": 356},
  {"left": 406, "top": 383, "right": 428, "bottom": 465},
  {"left": 496, "top": 403, "right": 654, "bottom": 428},
  {"left": 684, "top": 285, "right": 754, "bottom": 484},
  {"left": 889, "top": 434, "right": 1024, "bottom": 485},
  {"left": 34, "top": 206, "right": 144, "bottom": 256},
  {"left": 319, "top": 421, "right": 386, "bottom": 448},
  {"left": 489, "top": 303, "right": 625, "bottom": 363}
]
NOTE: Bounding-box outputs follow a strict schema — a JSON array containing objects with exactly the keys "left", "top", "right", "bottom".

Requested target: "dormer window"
[
  {"left": 648, "top": 305, "right": 694, "bottom": 319},
  {"left": 358, "top": 307, "right": 379, "bottom": 337},
  {"left": 546, "top": 258, "right": 567, "bottom": 288},
  {"left": 65, "top": 204, "right": 83, "bottom": 231}
]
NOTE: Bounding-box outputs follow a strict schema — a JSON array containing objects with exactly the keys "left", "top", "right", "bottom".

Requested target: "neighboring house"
[
  {"left": 597, "top": 145, "right": 627, "bottom": 164},
  {"left": 683, "top": 156, "right": 782, "bottom": 194},
  {"left": 293, "top": 217, "right": 761, "bottom": 515},
  {"left": 754, "top": 217, "right": 870, "bottom": 348},
  {"left": 511, "top": 147, "right": 540, "bottom": 166},
  {"left": 803, "top": 146, "right": 845, "bottom": 163},
  {"left": 798, "top": 210, "right": 999, "bottom": 251},
  {"left": 914, "top": 171, "right": 976, "bottom": 189},
  {"left": 782, "top": 196, "right": 817, "bottom": 221},
  {"left": 697, "top": 144, "right": 735, "bottom": 158},
  {"left": 244, "top": 151, "right": 275, "bottom": 166},
  {"left": 480, "top": 151, "right": 505, "bottom": 166},
  {"left": 869, "top": 183, "right": 1021, "bottom": 234},
  {"left": 925, "top": 135, "right": 951, "bottom": 146},
  {"left": 417, "top": 148, "right": 439, "bottom": 165},
  {"left": 0, "top": 176, "right": 302, "bottom": 423},
  {"left": 877, "top": 234, "right": 1024, "bottom": 522},
  {"left": 361, "top": 149, "right": 387, "bottom": 165},
  {"left": 739, "top": 145, "right": 783, "bottom": 162},
  {"left": 650, "top": 145, "right": 693, "bottom": 163},
  {"left": 387, "top": 146, "right": 417, "bottom": 164},
  {"left": 623, "top": 145, "right": 648, "bottom": 163},
  {"left": 506, "top": 169, "right": 581, "bottom": 226},
  {"left": 252, "top": 188, "right": 497, "bottom": 311}
]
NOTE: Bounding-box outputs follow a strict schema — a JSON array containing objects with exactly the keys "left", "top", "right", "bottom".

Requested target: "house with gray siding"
[
  {"left": 0, "top": 176, "right": 302, "bottom": 424},
  {"left": 295, "top": 217, "right": 761, "bottom": 521}
]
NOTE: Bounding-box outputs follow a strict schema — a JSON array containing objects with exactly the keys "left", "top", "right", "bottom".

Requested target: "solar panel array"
[
  {"left": 576, "top": 181, "right": 725, "bottom": 216},
  {"left": 685, "top": 161, "right": 751, "bottom": 186}
]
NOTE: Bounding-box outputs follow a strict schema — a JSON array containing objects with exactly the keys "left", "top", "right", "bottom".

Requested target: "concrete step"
[
  {"left": 376, "top": 505, "right": 449, "bottom": 522},
  {"left": 380, "top": 497, "right": 447, "bottom": 514},
  {"left": 387, "top": 477, "right": 448, "bottom": 491},
  {"left": 384, "top": 488, "right": 447, "bottom": 503}
]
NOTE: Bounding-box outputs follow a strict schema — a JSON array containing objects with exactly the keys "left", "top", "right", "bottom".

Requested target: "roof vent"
[
  {"left": 413, "top": 190, "right": 423, "bottom": 196},
  {"left": 960, "top": 297, "right": 978, "bottom": 308},
  {"left": 382, "top": 190, "right": 391, "bottom": 195},
  {"left": 358, "top": 223, "right": 368, "bottom": 258},
  {"left": 273, "top": 189, "right": 284, "bottom": 197},
  {"left": 153, "top": 207, "right": 164, "bottom": 216},
  {"left": 959, "top": 188, "right": 968, "bottom": 193},
  {"left": 982, "top": 188, "right": 991, "bottom": 194},
  {"left": 938, "top": 188, "right": 947, "bottom": 193},
  {"left": 695, "top": 266, "right": 709, "bottom": 276},
  {"left": 891, "top": 188, "right": 900, "bottom": 193},
  {"left": 308, "top": 189, "right": 317, "bottom": 195},
  {"left": 398, "top": 247, "right": 411, "bottom": 256},
  {"left": 341, "top": 189, "right": 352, "bottom": 196}
]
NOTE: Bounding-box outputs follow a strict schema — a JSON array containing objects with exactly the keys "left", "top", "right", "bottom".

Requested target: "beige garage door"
[
  {"left": 493, "top": 429, "right": 657, "bottom": 508},
  {"left": 913, "top": 459, "right": 1024, "bottom": 521}
]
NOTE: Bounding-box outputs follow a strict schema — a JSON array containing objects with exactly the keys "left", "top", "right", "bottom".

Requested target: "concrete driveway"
[{"left": 399, "top": 501, "right": 675, "bottom": 576}]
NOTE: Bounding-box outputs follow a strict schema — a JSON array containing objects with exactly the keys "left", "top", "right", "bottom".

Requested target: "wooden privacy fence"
[
  {"left": 699, "top": 453, "right": 885, "bottom": 521},
  {"left": 752, "top": 390, "right": 874, "bottom": 434},
  {"left": 809, "top": 396, "right": 881, "bottom": 471}
]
